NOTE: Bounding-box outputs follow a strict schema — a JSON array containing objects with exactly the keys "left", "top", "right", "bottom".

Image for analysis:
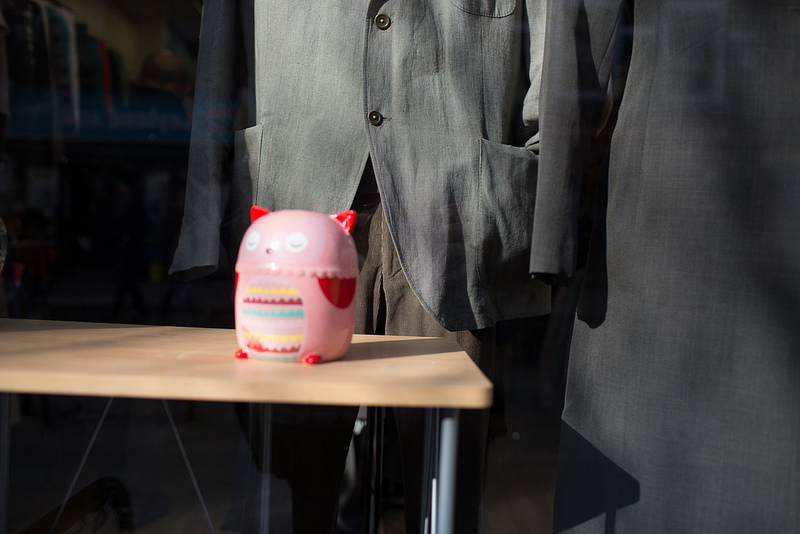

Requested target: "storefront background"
[{"left": 0, "top": 1, "right": 566, "bottom": 532}]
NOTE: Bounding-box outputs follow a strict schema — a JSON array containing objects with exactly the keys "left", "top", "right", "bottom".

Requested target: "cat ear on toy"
[
  {"left": 332, "top": 210, "right": 357, "bottom": 235},
  {"left": 251, "top": 206, "right": 271, "bottom": 222}
]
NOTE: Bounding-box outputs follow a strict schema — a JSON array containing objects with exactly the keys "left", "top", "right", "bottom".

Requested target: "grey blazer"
[
  {"left": 170, "top": 0, "right": 550, "bottom": 331},
  {"left": 532, "top": 0, "right": 800, "bottom": 531}
]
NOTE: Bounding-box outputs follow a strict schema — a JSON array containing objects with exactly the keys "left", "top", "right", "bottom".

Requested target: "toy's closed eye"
[
  {"left": 285, "top": 232, "right": 308, "bottom": 253},
  {"left": 245, "top": 231, "right": 260, "bottom": 251}
]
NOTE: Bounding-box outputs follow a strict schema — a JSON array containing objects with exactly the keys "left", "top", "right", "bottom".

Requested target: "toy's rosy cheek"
[
  {"left": 318, "top": 278, "right": 356, "bottom": 308},
  {"left": 285, "top": 232, "right": 308, "bottom": 253},
  {"left": 245, "top": 231, "right": 260, "bottom": 251}
]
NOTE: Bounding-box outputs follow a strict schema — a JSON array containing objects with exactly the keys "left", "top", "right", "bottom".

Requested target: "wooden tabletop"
[{"left": 0, "top": 319, "right": 493, "bottom": 409}]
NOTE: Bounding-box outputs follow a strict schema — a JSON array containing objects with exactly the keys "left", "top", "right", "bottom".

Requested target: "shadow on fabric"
[
  {"left": 575, "top": 157, "right": 609, "bottom": 330},
  {"left": 553, "top": 422, "right": 639, "bottom": 533}
]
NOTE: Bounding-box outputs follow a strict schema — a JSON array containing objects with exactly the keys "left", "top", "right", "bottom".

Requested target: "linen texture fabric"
[
  {"left": 169, "top": 0, "right": 550, "bottom": 331},
  {"left": 532, "top": 0, "right": 800, "bottom": 531}
]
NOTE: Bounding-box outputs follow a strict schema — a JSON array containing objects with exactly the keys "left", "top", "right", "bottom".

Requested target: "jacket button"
[
  {"left": 368, "top": 110, "right": 384, "bottom": 126},
  {"left": 375, "top": 13, "right": 391, "bottom": 30}
]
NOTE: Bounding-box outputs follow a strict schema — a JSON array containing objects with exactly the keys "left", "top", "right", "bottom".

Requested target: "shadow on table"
[{"left": 345, "top": 336, "right": 463, "bottom": 362}]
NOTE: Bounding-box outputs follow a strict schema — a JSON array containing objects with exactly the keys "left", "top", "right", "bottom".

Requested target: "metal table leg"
[
  {"left": 435, "top": 408, "right": 459, "bottom": 534},
  {"left": 363, "top": 406, "right": 384, "bottom": 534},
  {"left": 0, "top": 393, "right": 9, "bottom": 534},
  {"left": 420, "top": 408, "right": 437, "bottom": 534},
  {"left": 422, "top": 407, "right": 460, "bottom": 534},
  {"left": 259, "top": 403, "right": 272, "bottom": 534}
]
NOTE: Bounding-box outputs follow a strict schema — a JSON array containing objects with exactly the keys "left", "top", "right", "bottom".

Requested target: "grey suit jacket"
[
  {"left": 532, "top": 0, "right": 800, "bottom": 531},
  {"left": 170, "top": 0, "right": 550, "bottom": 331}
]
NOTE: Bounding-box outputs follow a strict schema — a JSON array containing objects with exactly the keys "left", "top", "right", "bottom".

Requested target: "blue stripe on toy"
[{"left": 242, "top": 308, "right": 305, "bottom": 318}]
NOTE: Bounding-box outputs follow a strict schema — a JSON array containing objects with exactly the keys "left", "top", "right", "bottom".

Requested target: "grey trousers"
[{"left": 353, "top": 202, "right": 495, "bottom": 534}]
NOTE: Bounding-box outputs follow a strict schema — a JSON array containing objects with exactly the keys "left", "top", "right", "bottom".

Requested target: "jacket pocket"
[
  {"left": 476, "top": 137, "right": 538, "bottom": 288},
  {"left": 451, "top": 0, "right": 516, "bottom": 17}
]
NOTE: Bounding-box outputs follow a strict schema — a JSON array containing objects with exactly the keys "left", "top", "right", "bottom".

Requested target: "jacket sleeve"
[
  {"left": 168, "top": 0, "right": 240, "bottom": 280},
  {"left": 529, "top": 0, "right": 627, "bottom": 281}
]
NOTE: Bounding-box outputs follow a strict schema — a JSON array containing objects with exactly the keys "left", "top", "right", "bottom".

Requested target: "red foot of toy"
[
  {"left": 304, "top": 353, "right": 322, "bottom": 364},
  {"left": 235, "top": 349, "right": 248, "bottom": 359}
]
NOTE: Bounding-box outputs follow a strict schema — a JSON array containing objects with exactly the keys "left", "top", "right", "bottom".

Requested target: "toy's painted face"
[
  {"left": 240, "top": 218, "right": 336, "bottom": 267},
  {"left": 238, "top": 208, "right": 359, "bottom": 273},
  {"left": 284, "top": 232, "right": 308, "bottom": 253},
  {"left": 244, "top": 231, "right": 260, "bottom": 251},
  {"left": 245, "top": 230, "right": 309, "bottom": 255}
]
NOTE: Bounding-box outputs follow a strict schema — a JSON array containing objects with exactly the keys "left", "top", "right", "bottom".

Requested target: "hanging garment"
[
  {"left": 532, "top": 0, "right": 800, "bottom": 531},
  {"left": 170, "top": 0, "right": 551, "bottom": 331}
]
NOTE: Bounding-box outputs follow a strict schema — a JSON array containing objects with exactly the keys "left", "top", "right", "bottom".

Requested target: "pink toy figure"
[{"left": 234, "top": 207, "right": 358, "bottom": 363}]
